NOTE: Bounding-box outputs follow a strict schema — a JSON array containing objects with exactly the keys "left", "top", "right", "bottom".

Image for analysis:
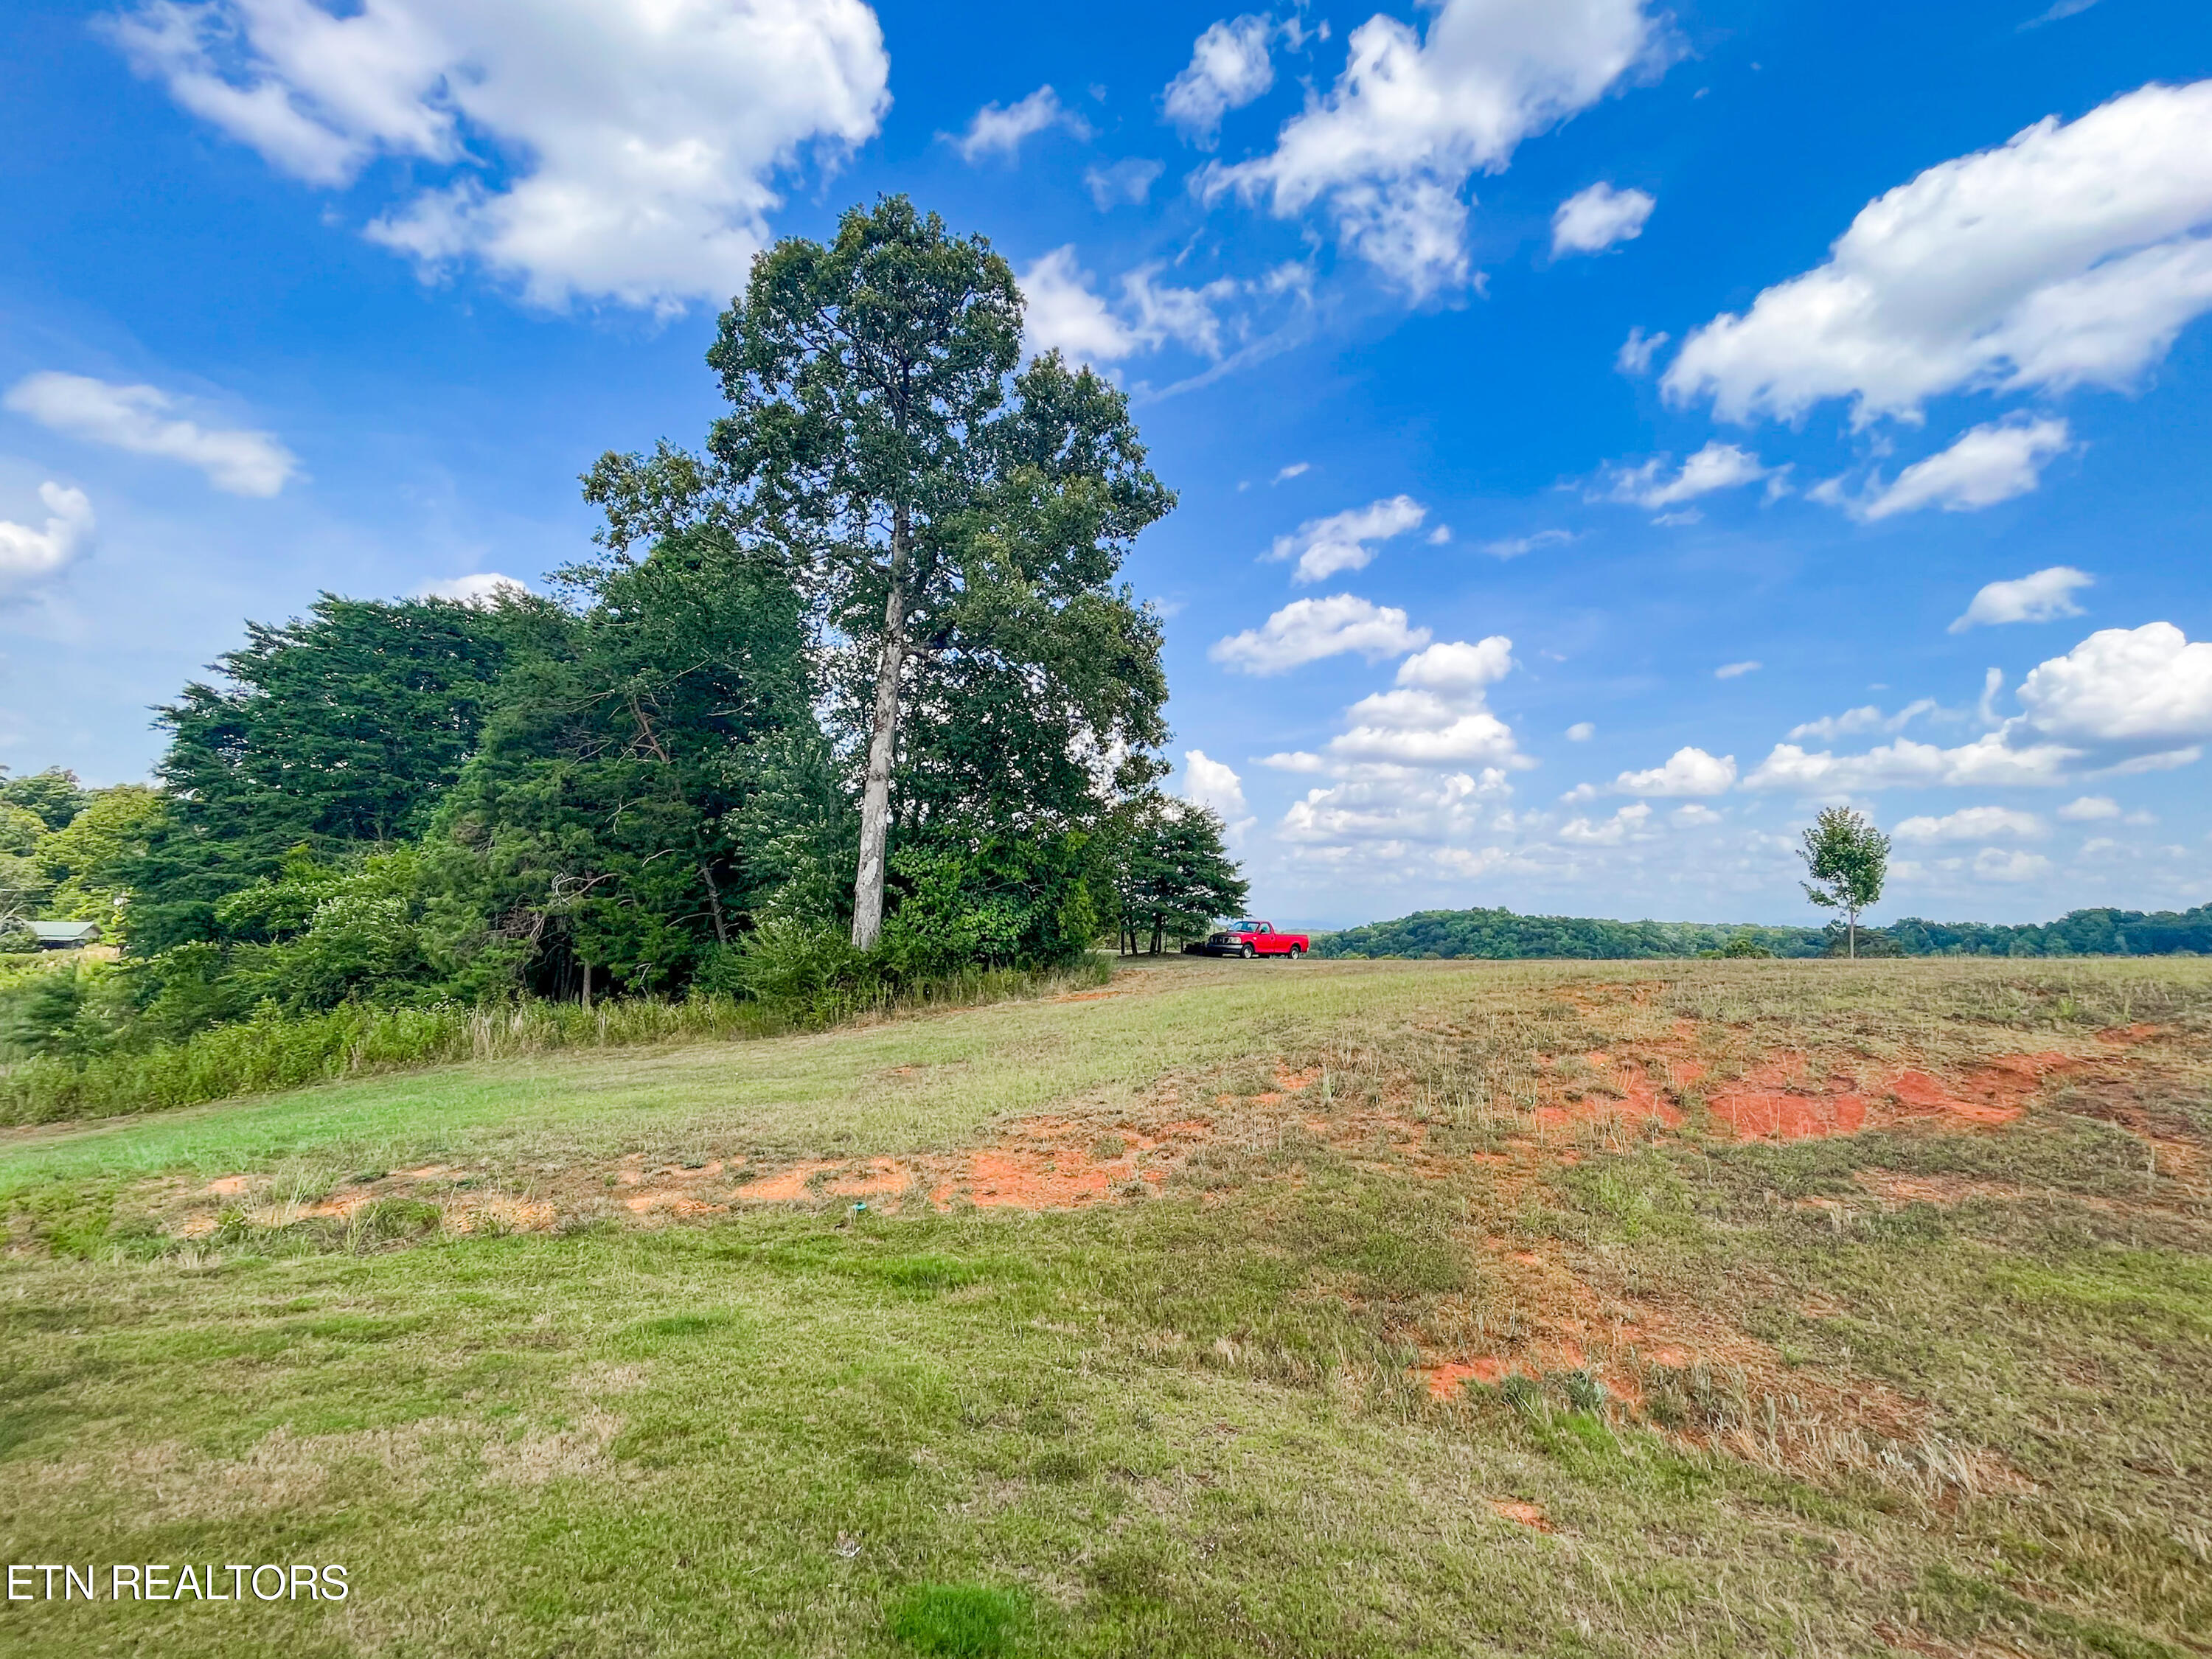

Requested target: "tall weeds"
[{"left": 0, "top": 956, "right": 1111, "bottom": 1126}]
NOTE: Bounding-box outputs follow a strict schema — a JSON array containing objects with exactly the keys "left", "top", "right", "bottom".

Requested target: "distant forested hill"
[{"left": 1315, "top": 903, "right": 2212, "bottom": 960}]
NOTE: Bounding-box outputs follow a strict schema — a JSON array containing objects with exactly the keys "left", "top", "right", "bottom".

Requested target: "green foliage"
[
  {"left": 35, "top": 786, "right": 166, "bottom": 932},
  {"left": 1798, "top": 807, "right": 1891, "bottom": 958},
  {"left": 131, "top": 592, "right": 564, "bottom": 951},
  {"left": 1316, "top": 906, "right": 1825, "bottom": 960},
  {"left": 0, "top": 767, "right": 86, "bottom": 832},
  {"left": 1107, "top": 793, "right": 1247, "bottom": 954}
]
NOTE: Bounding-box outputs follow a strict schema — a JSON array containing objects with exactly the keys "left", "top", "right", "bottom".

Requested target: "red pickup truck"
[{"left": 1184, "top": 920, "right": 1310, "bottom": 959}]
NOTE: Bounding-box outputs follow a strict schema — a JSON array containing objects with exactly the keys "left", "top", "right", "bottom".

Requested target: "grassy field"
[{"left": 3, "top": 955, "right": 2208, "bottom": 1657}]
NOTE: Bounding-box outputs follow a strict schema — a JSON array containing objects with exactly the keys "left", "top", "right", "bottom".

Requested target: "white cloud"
[
  {"left": 1180, "top": 748, "right": 1255, "bottom": 841},
  {"left": 1480, "top": 528, "right": 1572, "bottom": 558},
  {"left": 1425, "top": 524, "right": 1451, "bottom": 544},
  {"left": 2014, "top": 621, "right": 2212, "bottom": 749},
  {"left": 1615, "top": 325, "right": 1669, "bottom": 375},
  {"left": 1565, "top": 721, "right": 1595, "bottom": 742},
  {"left": 1281, "top": 765, "right": 1516, "bottom": 849},
  {"left": 1602, "top": 442, "right": 1779, "bottom": 509},
  {"left": 1559, "top": 801, "right": 1655, "bottom": 845},
  {"left": 1210, "top": 594, "right": 1432, "bottom": 674},
  {"left": 1714, "top": 661, "right": 1761, "bottom": 680},
  {"left": 1664, "top": 80, "right": 2212, "bottom": 425},
  {"left": 1608, "top": 745, "right": 1737, "bottom": 797},
  {"left": 1847, "top": 418, "right": 2073, "bottom": 521},
  {"left": 1950, "top": 564, "right": 2093, "bottom": 632},
  {"left": 5, "top": 372, "right": 299, "bottom": 497},
  {"left": 1267, "top": 495, "right": 1427, "bottom": 582},
  {"left": 2057, "top": 794, "right": 2119, "bottom": 821},
  {"left": 2022, "top": 0, "right": 2100, "bottom": 24},
  {"left": 0, "top": 483, "right": 94, "bottom": 595},
  {"left": 953, "top": 86, "right": 1087, "bottom": 162},
  {"left": 1084, "top": 157, "right": 1164, "bottom": 209},
  {"left": 1200, "top": 0, "right": 1670, "bottom": 297},
  {"left": 1164, "top": 15, "right": 1276, "bottom": 147},
  {"left": 1551, "top": 181, "right": 1654, "bottom": 255},
  {"left": 1892, "top": 806, "right": 2045, "bottom": 843},
  {"left": 1021, "top": 248, "right": 1141, "bottom": 364},
  {"left": 1018, "top": 248, "right": 1238, "bottom": 365},
  {"left": 1786, "top": 699, "right": 1935, "bottom": 742},
  {"left": 1745, "top": 733, "right": 2079, "bottom": 792},
  {"left": 1973, "top": 848, "right": 2054, "bottom": 883},
  {"left": 1671, "top": 802, "right": 1722, "bottom": 827},
  {"left": 1327, "top": 638, "right": 1526, "bottom": 768},
  {"left": 1272, "top": 461, "right": 1310, "bottom": 483},
  {"left": 416, "top": 572, "right": 527, "bottom": 605},
  {"left": 108, "top": 0, "right": 891, "bottom": 313}
]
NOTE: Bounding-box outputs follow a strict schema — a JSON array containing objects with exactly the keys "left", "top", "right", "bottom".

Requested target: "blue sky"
[{"left": 4, "top": 0, "right": 2210, "bottom": 930}]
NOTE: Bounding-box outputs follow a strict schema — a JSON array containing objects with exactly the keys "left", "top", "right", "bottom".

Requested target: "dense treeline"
[
  {"left": 1318, "top": 903, "right": 2212, "bottom": 961},
  {"left": 1314, "top": 908, "right": 1827, "bottom": 961},
  {"left": 0, "top": 200, "right": 1243, "bottom": 1107}
]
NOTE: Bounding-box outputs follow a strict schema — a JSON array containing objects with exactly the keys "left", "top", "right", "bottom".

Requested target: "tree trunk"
[
  {"left": 850, "top": 515, "right": 909, "bottom": 950},
  {"left": 1848, "top": 914, "right": 1857, "bottom": 960},
  {"left": 580, "top": 960, "right": 593, "bottom": 1010}
]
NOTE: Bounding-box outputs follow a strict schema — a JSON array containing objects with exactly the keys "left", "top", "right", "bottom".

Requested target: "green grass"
[{"left": 3, "top": 956, "right": 2208, "bottom": 1656}]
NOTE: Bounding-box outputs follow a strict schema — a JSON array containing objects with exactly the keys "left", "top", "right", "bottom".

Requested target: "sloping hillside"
[{"left": 4, "top": 955, "right": 2208, "bottom": 1657}]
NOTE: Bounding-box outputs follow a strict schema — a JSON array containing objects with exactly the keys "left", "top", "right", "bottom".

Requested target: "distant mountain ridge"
[{"left": 1313, "top": 903, "right": 2212, "bottom": 960}]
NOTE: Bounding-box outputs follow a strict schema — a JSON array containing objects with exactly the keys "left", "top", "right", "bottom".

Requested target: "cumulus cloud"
[
  {"left": 1745, "top": 733, "right": 2079, "bottom": 792},
  {"left": 1565, "top": 721, "right": 1595, "bottom": 742},
  {"left": 1616, "top": 325, "right": 1669, "bottom": 375},
  {"left": 1267, "top": 495, "right": 1427, "bottom": 582},
  {"left": 0, "top": 483, "right": 94, "bottom": 594},
  {"left": 1326, "top": 638, "right": 1526, "bottom": 767},
  {"left": 1785, "top": 700, "right": 1935, "bottom": 742},
  {"left": 1950, "top": 564, "right": 2093, "bottom": 632},
  {"left": 953, "top": 86, "right": 1088, "bottom": 162},
  {"left": 1164, "top": 15, "right": 1276, "bottom": 146},
  {"left": 1602, "top": 442, "right": 1779, "bottom": 509},
  {"left": 1199, "top": 0, "right": 1670, "bottom": 297},
  {"left": 1559, "top": 801, "right": 1655, "bottom": 845},
  {"left": 1280, "top": 765, "right": 1516, "bottom": 849},
  {"left": 1607, "top": 745, "right": 1737, "bottom": 797},
  {"left": 2057, "top": 794, "right": 2119, "bottom": 821},
  {"left": 1664, "top": 80, "right": 2212, "bottom": 425},
  {"left": 1892, "top": 806, "right": 2045, "bottom": 843},
  {"left": 1671, "top": 802, "right": 1722, "bottom": 827},
  {"left": 1210, "top": 594, "right": 1432, "bottom": 673},
  {"left": 1180, "top": 748, "right": 1255, "bottom": 841},
  {"left": 1972, "top": 848, "right": 2055, "bottom": 882},
  {"left": 108, "top": 0, "right": 890, "bottom": 313},
  {"left": 1084, "top": 157, "right": 1164, "bottom": 209},
  {"left": 1480, "top": 528, "right": 1572, "bottom": 558},
  {"left": 1551, "top": 181, "right": 1654, "bottom": 254},
  {"left": 5, "top": 372, "right": 299, "bottom": 496},
  {"left": 1018, "top": 248, "right": 1237, "bottom": 364},
  {"left": 416, "top": 572, "right": 527, "bottom": 605},
  {"left": 2014, "top": 621, "right": 2212, "bottom": 751},
  {"left": 1837, "top": 418, "right": 2074, "bottom": 521}
]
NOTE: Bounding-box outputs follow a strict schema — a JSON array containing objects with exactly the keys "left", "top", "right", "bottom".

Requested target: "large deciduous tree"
[{"left": 596, "top": 196, "right": 1176, "bottom": 949}]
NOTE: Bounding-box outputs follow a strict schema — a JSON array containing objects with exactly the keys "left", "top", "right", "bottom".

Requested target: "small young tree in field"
[{"left": 1798, "top": 807, "right": 1889, "bottom": 959}]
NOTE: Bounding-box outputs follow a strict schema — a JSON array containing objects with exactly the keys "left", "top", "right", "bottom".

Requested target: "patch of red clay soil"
[
  {"left": 1487, "top": 1499, "right": 1552, "bottom": 1531},
  {"left": 1530, "top": 1051, "right": 1685, "bottom": 1135},
  {"left": 1701, "top": 1051, "right": 2075, "bottom": 1141},
  {"left": 204, "top": 1175, "right": 250, "bottom": 1197},
  {"left": 2096, "top": 1023, "right": 2168, "bottom": 1046},
  {"left": 733, "top": 1161, "right": 843, "bottom": 1203},
  {"left": 926, "top": 1116, "right": 1206, "bottom": 1210}
]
